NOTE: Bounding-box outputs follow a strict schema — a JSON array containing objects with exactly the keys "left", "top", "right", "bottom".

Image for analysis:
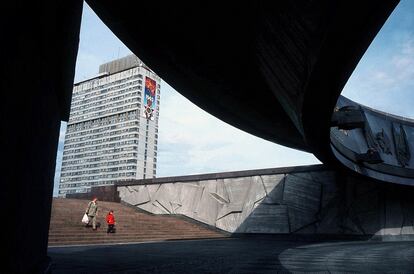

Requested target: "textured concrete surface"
[
  {"left": 49, "top": 237, "right": 414, "bottom": 273},
  {"left": 118, "top": 168, "right": 414, "bottom": 237},
  {"left": 331, "top": 96, "right": 414, "bottom": 185}
]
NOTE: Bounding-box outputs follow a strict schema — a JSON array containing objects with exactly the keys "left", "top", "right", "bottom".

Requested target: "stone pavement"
[{"left": 49, "top": 236, "right": 414, "bottom": 273}]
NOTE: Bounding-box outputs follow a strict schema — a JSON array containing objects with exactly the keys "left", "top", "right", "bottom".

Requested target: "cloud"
[
  {"left": 342, "top": 0, "right": 414, "bottom": 104},
  {"left": 391, "top": 39, "right": 414, "bottom": 79},
  {"left": 157, "top": 82, "right": 320, "bottom": 177},
  {"left": 342, "top": 34, "right": 414, "bottom": 119}
]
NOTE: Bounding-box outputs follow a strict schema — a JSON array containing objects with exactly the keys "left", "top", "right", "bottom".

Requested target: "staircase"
[{"left": 48, "top": 198, "right": 227, "bottom": 246}]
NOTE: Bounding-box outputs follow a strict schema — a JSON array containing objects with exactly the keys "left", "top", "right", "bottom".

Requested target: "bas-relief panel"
[{"left": 118, "top": 170, "right": 414, "bottom": 236}]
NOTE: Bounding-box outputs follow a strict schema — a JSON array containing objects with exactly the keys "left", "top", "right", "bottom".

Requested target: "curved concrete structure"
[
  {"left": 332, "top": 96, "right": 414, "bottom": 185},
  {"left": 85, "top": 0, "right": 412, "bottom": 185}
]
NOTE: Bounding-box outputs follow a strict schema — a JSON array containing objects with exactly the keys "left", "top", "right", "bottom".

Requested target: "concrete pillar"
[{"left": 1, "top": 1, "right": 83, "bottom": 272}]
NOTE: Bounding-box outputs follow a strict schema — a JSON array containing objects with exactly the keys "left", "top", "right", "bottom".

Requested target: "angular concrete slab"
[
  {"left": 288, "top": 207, "right": 317, "bottom": 232},
  {"left": 118, "top": 186, "right": 131, "bottom": 200},
  {"left": 283, "top": 174, "right": 321, "bottom": 214},
  {"left": 130, "top": 185, "right": 150, "bottom": 205},
  {"left": 121, "top": 188, "right": 147, "bottom": 206},
  {"left": 216, "top": 212, "right": 243, "bottom": 232},
  {"left": 176, "top": 183, "right": 204, "bottom": 218},
  {"left": 291, "top": 172, "right": 316, "bottom": 183},
  {"left": 382, "top": 201, "right": 404, "bottom": 236},
  {"left": 154, "top": 184, "right": 181, "bottom": 213},
  {"left": 223, "top": 177, "right": 252, "bottom": 205},
  {"left": 217, "top": 203, "right": 244, "bottom": 220},
  {"left": 213, "top": 179, "right": 230, "bottom": 204},
  {"left": 146, "top": 184, "right": 161, "bottom": 201},
  {"left": 170, "top": 202, "right": 182, "bottom": 214},
  {"left": 261, "top": 174, "right": 285, "bottom": 197},
  {"left": 195, "top": 180, "right": 221, "bottom": 226},
  {"left": 240, "top": 176, "right": 267, "bottom": 220},
  {"left": 309, "top": 171, "right": 336, "bottom": 184},
  {"left": 316, "top": 205, "right": 342, "bottom": 234},
  {"left": 137, "top": 203, "right": 162, "bottom": 214},
  {"left": 262, "top": 175, "right": 285, "bottom": 204},
  {"left": 241, "top": 204, "right": 290, "bottom": 233},
  {"left": 152, "top": 200, "right": 171, "bottom": 214}
]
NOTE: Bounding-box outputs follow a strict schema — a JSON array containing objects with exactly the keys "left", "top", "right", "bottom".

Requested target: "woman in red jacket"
[{"left": 106, "top": 210, "right": 116, "bottom": 233}]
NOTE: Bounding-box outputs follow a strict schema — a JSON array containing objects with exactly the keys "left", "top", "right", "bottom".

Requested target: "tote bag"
[{"left": 82, "top": 213, "right": 89, "bottom": 224}]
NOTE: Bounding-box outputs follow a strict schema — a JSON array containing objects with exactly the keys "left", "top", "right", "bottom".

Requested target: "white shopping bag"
[{"left": 82, "top": 213, "right": 89, "bottom": 224}]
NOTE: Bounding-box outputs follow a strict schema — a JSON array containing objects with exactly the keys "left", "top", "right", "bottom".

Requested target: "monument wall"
[{"left": 117, "top": 165, "right": 414, "bottom": 238}]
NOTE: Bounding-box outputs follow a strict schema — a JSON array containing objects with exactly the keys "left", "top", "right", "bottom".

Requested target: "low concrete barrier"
[{"left": 114, "top": 164, "right": 414, "bottom": 238}]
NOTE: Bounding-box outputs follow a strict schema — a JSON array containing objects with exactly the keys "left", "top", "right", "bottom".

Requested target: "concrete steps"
[{"left": 48, "top": 198, "right": 227, "bottom": 246}]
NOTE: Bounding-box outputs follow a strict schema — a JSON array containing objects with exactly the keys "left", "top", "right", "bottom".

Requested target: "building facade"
[{"left": 59, "top": 55, "right": 160, "bottom": 195}]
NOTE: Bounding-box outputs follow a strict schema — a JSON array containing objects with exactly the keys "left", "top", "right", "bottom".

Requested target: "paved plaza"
[{"left": 49, "top": 236, "right": 414, "bottom": 273}]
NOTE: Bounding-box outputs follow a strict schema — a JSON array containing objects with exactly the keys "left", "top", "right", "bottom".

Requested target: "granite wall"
[{"left": 117, "top": 166, "right": 414, "bottom": 237}]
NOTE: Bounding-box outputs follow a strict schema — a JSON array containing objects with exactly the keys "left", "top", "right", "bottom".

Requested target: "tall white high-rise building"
[{"left": 59, "top": 55, "right": 160, "bottom": 196}]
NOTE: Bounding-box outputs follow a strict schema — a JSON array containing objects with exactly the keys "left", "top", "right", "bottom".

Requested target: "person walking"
[
  {"left": 85, "top": 197, "right": 99, "bottom": 230},
  {"left": 106, "top": 210, "right": 116, "bottom": 233}
]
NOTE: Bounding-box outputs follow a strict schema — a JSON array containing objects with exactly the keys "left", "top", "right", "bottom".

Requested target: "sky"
[
  {"left": 342, "top": 0, "right": 414, "bottom": 118},
  {"left": 52, "top": 1, "right": 413, "bottom": 196}
]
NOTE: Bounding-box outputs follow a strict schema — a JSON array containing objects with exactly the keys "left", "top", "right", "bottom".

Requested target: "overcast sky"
[{"left": 53, "top": 1, "right": 413, "bottom": 196}]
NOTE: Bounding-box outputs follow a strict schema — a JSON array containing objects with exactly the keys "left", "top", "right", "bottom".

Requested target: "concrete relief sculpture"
[
  {"left": 331, "top": 97, "right": 414, "bottom": 185},
  {"left": 392, "top": 123, "right": 411, "bottom": 167},
  {"left": 375, "top": 129, "right": 392, "bottom": 155},
  {"left": 118, "top": 168, "right": 414, "bottom": 237},
  {"left": 119, "top": 171, "right": 331, "bottom": 234}
]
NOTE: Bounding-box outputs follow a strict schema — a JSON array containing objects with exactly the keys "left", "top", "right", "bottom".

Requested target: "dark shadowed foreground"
[{"left": 49, "top": 236, "right": 414, "bottom": 273}]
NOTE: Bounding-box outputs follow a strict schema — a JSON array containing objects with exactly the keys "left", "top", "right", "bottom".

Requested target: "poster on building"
[{"left": 142, "top": 77, "right": 157, "bottom": 120}]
